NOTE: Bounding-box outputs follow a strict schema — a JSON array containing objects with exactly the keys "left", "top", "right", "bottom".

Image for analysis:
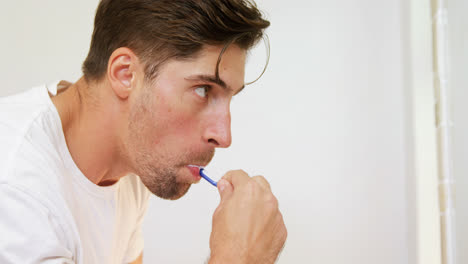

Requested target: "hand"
[{"left": 209, "top": 170, "right": 287, "bottom": 264}]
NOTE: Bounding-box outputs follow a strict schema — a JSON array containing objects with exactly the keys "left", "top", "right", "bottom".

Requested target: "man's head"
[
  {"left": 83, "top": 0, "right": 269, "bottom": 83},
  {"left": 82, "top": 0, "right": 269, "bottom": 200}
]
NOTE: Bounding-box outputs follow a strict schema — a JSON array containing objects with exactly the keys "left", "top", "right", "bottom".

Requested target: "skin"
[
  {"left": 52, "top": 44, "right": 287, "bottom": 263},
  {"left": 210, "top": 172, "right": 287, "bottom": 264}
]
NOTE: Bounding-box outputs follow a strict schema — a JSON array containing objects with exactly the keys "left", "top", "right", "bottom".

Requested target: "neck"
[{"left": 51, "top": 77, "right": 130, "bottom": 186}]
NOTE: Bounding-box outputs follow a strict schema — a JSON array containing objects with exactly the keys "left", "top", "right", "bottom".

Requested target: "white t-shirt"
[{"left": 0, "top": 82, "right": 151, "bottom": 264}]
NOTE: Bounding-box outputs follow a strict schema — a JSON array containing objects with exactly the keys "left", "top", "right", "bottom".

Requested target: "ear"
[{"left": 107, "top": 47, "right": 141, "bottom": 99}]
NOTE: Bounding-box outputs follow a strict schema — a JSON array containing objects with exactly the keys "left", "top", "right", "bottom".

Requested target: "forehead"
[{"left": 155, "top": 44, "right": 247, "bottom": 92}]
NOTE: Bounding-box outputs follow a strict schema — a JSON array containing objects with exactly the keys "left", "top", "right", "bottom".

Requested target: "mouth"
[{"left": 186, "top": 165, "right": 204, "bottom": 180}]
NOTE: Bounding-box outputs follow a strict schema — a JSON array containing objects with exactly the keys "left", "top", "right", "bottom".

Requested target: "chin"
[
  {"left": 146, "top": 181, "right": 192, "bottom": 201},
  {"left": 165, "top": 183, "right": 191, "bottom": 201},
  {"left": 136, "top": 164, "right": 193, "bottom": 200}
]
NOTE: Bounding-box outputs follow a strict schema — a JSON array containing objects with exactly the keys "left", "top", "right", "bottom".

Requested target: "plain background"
[
  {"left": 448, "top": 0, "right": 468, "bottom": 262},
  {"left": 0, "top": 0, "right": 465, "bottom": 263}
]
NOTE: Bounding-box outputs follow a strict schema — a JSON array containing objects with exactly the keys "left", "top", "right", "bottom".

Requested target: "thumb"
[{"left": 217, "top": 179, "right": 233, "bottom": 200}]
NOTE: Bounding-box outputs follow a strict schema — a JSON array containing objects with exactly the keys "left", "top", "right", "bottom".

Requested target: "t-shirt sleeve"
[
  {"left": 0, "top": 184, "right": 75, "bottom": 264},
  {"left": 123, "top": 187, "right": 151, "bottom": 263}
]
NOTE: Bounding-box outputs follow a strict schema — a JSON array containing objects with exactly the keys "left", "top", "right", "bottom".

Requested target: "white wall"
[
  {"left": 0, "top": 1, "right": 428, "bottom": 263},
  {"left": 0, "top": 1, "right": 94, "bottom": 95}
]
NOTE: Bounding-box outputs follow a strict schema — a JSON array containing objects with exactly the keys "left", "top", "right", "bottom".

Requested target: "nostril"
[{"left": 208, "top": 139, "right": 219, "bottom": 146}]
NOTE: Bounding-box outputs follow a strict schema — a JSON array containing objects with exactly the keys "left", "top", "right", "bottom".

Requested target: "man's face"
[{"left": 125, "top": 45, "right": 246, "bottom": 200}]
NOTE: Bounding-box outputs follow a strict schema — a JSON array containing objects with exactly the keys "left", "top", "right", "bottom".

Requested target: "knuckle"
[
  {"left": 283, "top": 222, "right": 288, "bottom": 239},
  {"left": 245, "top": 178, "right": 262, "bottom": 194},
  {"left": 265, "top": 193, "right": 279, "bottom": 208},
  {"left": 227, "top": 169, "right": 247, "bottom": 175},
  {"left": 252, "top": 175, "right": 272, "bottom": 190},
  {"left": 246, "top": 178, "right": 258, "bottom": 188},
  {"left": 223, "top": 170, "right": 235, "bottom": 178},
  {"left": 281, "top": 226, "right": 288, "bottom": 242},
  {"left": 252, "top": 175, "right": 265, "bottom": 181},
  {"left": 262, "top": 197, "right": 279, "bottom": 219},
  {"left": 278, "top": 213, "right": 288, "bottom": 241},
  {"left": 224, "top": 169, "right": 249, "bottom": 180}
]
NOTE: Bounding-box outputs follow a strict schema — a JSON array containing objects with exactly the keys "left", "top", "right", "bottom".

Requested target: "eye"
[{"left": 194, "top": 86, "right": 209, "bottom": 98}]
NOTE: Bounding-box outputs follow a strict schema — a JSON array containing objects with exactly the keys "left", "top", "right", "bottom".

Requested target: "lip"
[{"left": 186, "top": 165, "right": 203, "bottom": 180}]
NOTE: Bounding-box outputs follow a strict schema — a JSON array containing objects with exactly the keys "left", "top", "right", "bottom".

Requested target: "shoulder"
[
  {"left": 0, "top": 85, "right": 50, "bottom": 131},
  {"left": 0, "top": 86, "right": 72, "bottom": 229},
  {"left": 0, "top": 112, "right": 65, "bottom": 198},
  {"left": 0, "top": 183, "right": 77, "bottom": 262},
  {"left": 0, "top": 85, "right": 56, "bottom": 177},
  {"left": 0, "top": 85, "right": 80, "bottom": 262},
  {"left": 0, "top": 85, "right": 64, "bottom": 183}
]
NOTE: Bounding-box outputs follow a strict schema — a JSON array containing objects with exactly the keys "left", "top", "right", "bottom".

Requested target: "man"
[{"left": 0, "top": 0, "right": 287, "bottom": 263}]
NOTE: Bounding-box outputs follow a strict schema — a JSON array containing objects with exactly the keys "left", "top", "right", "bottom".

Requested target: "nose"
[{"left": 203, "top": 109, "right": 232, "bottom": 148}]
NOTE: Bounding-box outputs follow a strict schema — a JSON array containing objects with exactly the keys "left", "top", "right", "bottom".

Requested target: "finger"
[
  {"left": 251, "top": 175, "right": 271, "bottom": 191},
  {"left": 217, "top": 179, "right": 233, "bottom": 200},
  {"left": 221, "top": 170, "right": 250, "bottom": 188}
]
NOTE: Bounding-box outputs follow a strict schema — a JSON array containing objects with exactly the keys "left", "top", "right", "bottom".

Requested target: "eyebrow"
[{"left": 184, "top": 74, "right": 245, "bottom": 95}]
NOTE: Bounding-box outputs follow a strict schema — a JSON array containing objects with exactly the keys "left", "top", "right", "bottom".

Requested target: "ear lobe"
[{"left": 107, "top": 48, "right": 138, "bottom": 99}]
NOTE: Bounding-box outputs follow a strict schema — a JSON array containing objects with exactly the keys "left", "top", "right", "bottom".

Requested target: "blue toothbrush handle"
[{"left": 199, "top": 168, "right": 217, "bottom": 187}]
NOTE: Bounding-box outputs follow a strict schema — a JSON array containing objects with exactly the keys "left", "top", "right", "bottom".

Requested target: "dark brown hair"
[{"left": 82, "top": 0, "right": 270, "bottom": 82}]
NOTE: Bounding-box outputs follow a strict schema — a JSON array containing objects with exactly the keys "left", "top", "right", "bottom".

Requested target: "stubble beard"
[
  {"left": 127, "top": 112, "right": 192, "bottom": 200},
  {"left": 126, "top": 88, "right": 214, "bottom": 200},
  {"left": 137, "top": 158, "right": 191, "bottom": 200},
  {"left": 132, "top": 146, "right": 215, "bottom": 200}
]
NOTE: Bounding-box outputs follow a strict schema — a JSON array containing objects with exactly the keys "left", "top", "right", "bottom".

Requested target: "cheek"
[
  {"left": 140, "top": 82, "right": 202, "bottom": 147},
  {"left": 151, "top": 104, "right": 201, "bottom": 145}
]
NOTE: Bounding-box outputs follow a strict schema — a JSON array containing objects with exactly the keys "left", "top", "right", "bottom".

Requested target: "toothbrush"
[
  {"left": 188, "top": 165, "right": 218, "bottom": 187},
  {"left": 199, "top": 168, "right": 218, "bottom": 187}
]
